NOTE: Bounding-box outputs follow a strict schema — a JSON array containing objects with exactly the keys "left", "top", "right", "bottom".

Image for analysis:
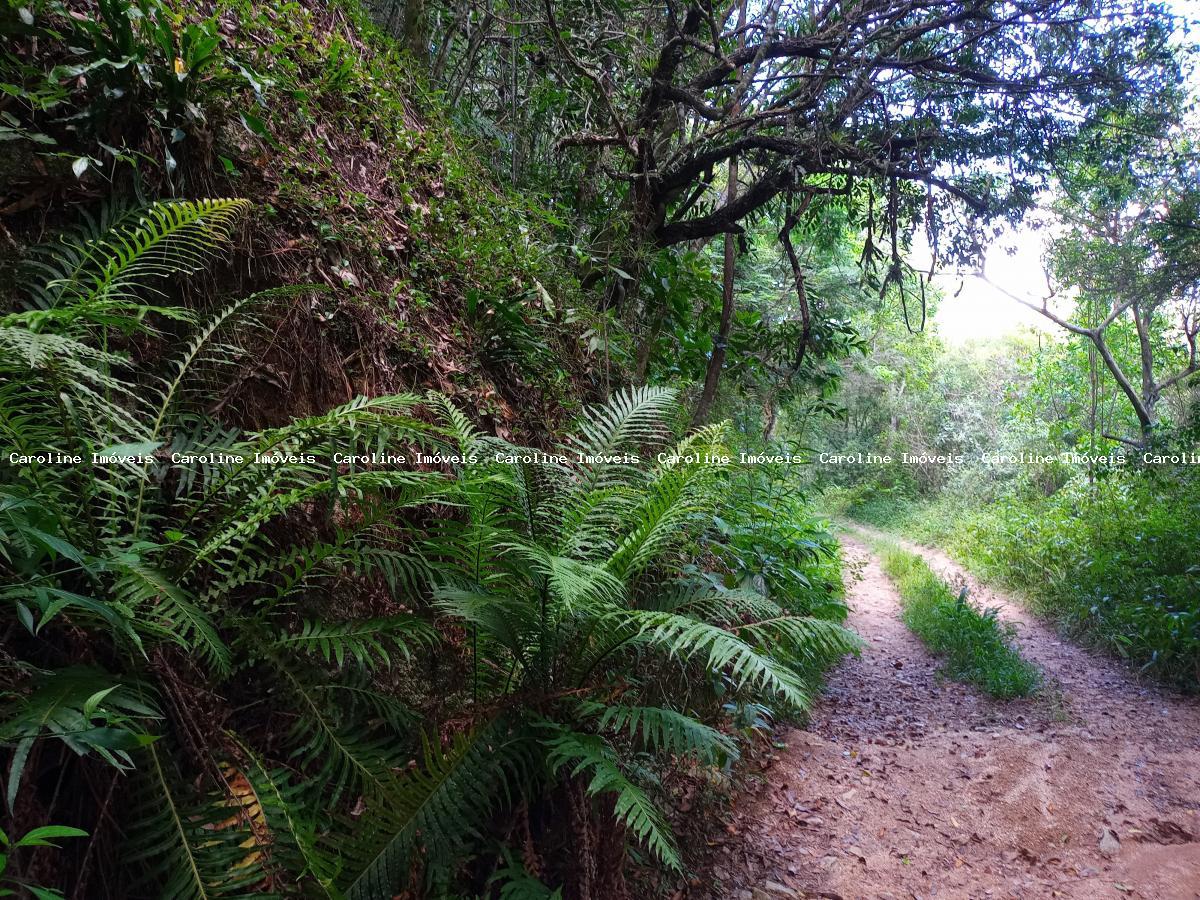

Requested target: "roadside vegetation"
[
  {"left": 0, "top": 198, "right": 859, "bottom": 897},
  {"left": 837, "top": 481, "right": 1200, "bottom": 689},
  {"left": 813, "top": 96, "right": 1200, "bottom": 692},
  {"left": 820, "top": 325, "right": 1200, "bottom": 690},
  {"left": 1, "top": 0, "right": 1195, "bottom": 896},
  {"left": 877, "top": 544, "right": 1042, "bottom": 699}
]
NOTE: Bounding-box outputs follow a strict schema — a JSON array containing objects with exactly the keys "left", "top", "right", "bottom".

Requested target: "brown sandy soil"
[{"left": 706, "top": 528, "right": 1200, "bottom": 900}]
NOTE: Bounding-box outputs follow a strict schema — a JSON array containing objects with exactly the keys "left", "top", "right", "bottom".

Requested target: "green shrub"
[
  {"left": 713, "top": 466, "right": 848, "bottom": 624},
  {"left": 828, "top": 490, "right": 962, "bottom": 547},
  {"left": 878, "top": 545, "right": 1042, "bottom": 699},
  {"left": 948, "top": 472, "right": 1200, "bottom": 689},
  {"left": 819, "top": 482, "right": 916, "bottom": 528}
]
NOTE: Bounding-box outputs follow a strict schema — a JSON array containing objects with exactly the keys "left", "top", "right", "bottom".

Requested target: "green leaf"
[
  {"left": 14, "top": 825, "right": 88, "bottom": 848},
  {"left": 6, "top": 738, "right": 33, "bottom": 812},
  {"left": 239, "top": 112, "right": 270, "bottom": 138}
]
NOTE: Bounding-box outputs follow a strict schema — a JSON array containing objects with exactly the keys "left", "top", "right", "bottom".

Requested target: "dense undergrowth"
[
  {"left": 0, "top": 2, "right": 866, "bottom": 895},
  {"left": 0, "top": 197, "right": 857, "bottom": 897},
  {"left": 876, "top": 544, "right": 1042, "bottom": 699}
]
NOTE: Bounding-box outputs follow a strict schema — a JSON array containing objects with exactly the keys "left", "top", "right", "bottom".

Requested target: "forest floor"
[{"left": 704, "top": 527, "right": 1200, "bottom": 900}]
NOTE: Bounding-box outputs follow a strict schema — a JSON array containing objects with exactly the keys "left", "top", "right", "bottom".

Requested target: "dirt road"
[{"left": 713, "top": 530, "right": 1200, "bottom": 900}]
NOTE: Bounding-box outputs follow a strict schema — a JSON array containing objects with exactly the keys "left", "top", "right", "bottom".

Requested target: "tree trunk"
[
  {"left": 634, "top": 305, "right": 665, "bottom": 382},
  {"left": 1091, "top": 330, "right": 1154, "bottom": 443},
  {"left": 692, "top": 158, "right": 738, "bottom": 424},
  {"left": 890, "top": 377, "right": 906, "bottom": 432},
  {"left": 692, "top": 0, "right": 747, "bottom": 424},
  {"left": 1131, "top": 300, "right": 1162, "bottom": 430},
  {"left": 403, "top": 0, "right": 428, "bottom": 68},
  {"left": 762, "top": 389, "right": 778, "bottom": 441}
]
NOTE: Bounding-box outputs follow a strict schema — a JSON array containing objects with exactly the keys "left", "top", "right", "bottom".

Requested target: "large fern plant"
[
  {"left": 329, "top": 390, "right": 860, "bottom": 897},
  {"left": 1, "top": 199, "right": 454, "bottom": 898},
  {"left": 1, "top": 200, "right": 858, "bottom": 899}
]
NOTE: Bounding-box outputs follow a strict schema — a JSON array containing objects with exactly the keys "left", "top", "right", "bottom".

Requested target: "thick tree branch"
[
  {"left": 982, "top": 275, "right": 1094, "bottom": 336},
  {"left": 688, "top": 35, "right": 840, "bottom": 91},
  {"left": 657, "top": 164, "right": 797, "bottom": 244}
]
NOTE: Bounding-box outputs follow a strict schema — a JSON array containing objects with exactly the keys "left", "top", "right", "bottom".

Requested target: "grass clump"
[
  {"left": 878, "top": 544, "right": 1042, "bottom": 699},
  {"left": 947, "top": 475, "right": 1200, "bottom": 689}
]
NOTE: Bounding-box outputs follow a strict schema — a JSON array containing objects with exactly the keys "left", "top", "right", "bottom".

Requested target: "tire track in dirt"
[{"left": 709, "top": 529, "right": 1200, "bottom": 900}]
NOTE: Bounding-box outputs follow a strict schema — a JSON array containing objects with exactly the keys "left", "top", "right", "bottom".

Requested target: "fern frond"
[
  {"left": 270, "top": 615, "right": 438, "bottom": 671},
  {"left": 198, "top": 498, "right": 430, "bottom": 611},
  {"left": 501, "top": 543, "right": 626, "bottom": 610},
  {"left": 31, "top": 198, "right": 251, "bottom": 326},
  {"left": 164, "top": 415, "right": 245, "bottom": 498},
  {"left": 605, "top": 466, "right": 717, "bottom": 581},
  {"left": 434, "top": 587, "right": 536, "bottom": 672},
  {"left": 0, "top": 327, "right": 147, "bottom": 441},
  {"left": 733, "top": 615, "right": 863, "bottom": 669},
  {"left": 309, "top": 681, "right": 418, "bottom": 732},
  {"left": 641, "top": 581, "right": 782, "bottom": 622},
  {"left": 2, "top": 576, "right": 143, "bottom": 646},
  {"left": 611, "top": 424, "right": 736, "bottom": 577},
  {"left": 578, "top": 701, "right": 737, "bottom": 764},
  {"left": 343, "top": 721, "right": 530, "bottom": 899},
  {"left": 227, "top": 735, "right": 343, "bottom": 896},
  {"left": 656, "top": 422, "right": 730, "bottom": 472},
  {"left": 549, "top": 483, "right": 631, "bottom": 561},
  {"left": 273, "top": 661, "right": 400, "bottom": 804},
  {"left": 183, "top": 393, "right": 441, "bottom": 534},
  {"left": 111, "top": 561, "right": 232, "bottom": 674},
  {"left": 425, "top": 391, "right": 486, "bottom": 459},
  {"left": 193, "top": 470, "right": 450, "bottom": 571},
  {"left": 149, "top": 290, "right": 277, "bottom": 434},
  {"left": 148, "top": 286, "right": 320, "bottom": 453},
  {"left": 352, "top": 545, "right": 440, "bottom": 598},
  {"left": 127, "top": 741, "right": 265, "bottom": 900},
  {"left": 487, "top": 851, "right": 563, "bottom": 900},
  {"left": 21, "top": 196, "right": 142, "bottom": 312},
  {"left": 607, "top": 609, "right": 813, "bottom": 709},
  {"left": 570, "top": 386, "right": 678, "bottom": 460},
  {"left": 544, "top": 729, "right": 680, "bottom": 870}
]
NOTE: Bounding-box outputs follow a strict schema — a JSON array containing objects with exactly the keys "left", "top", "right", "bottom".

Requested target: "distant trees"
[{"left": 991, "top": 123, "right": 1200, "bottom": 447}]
